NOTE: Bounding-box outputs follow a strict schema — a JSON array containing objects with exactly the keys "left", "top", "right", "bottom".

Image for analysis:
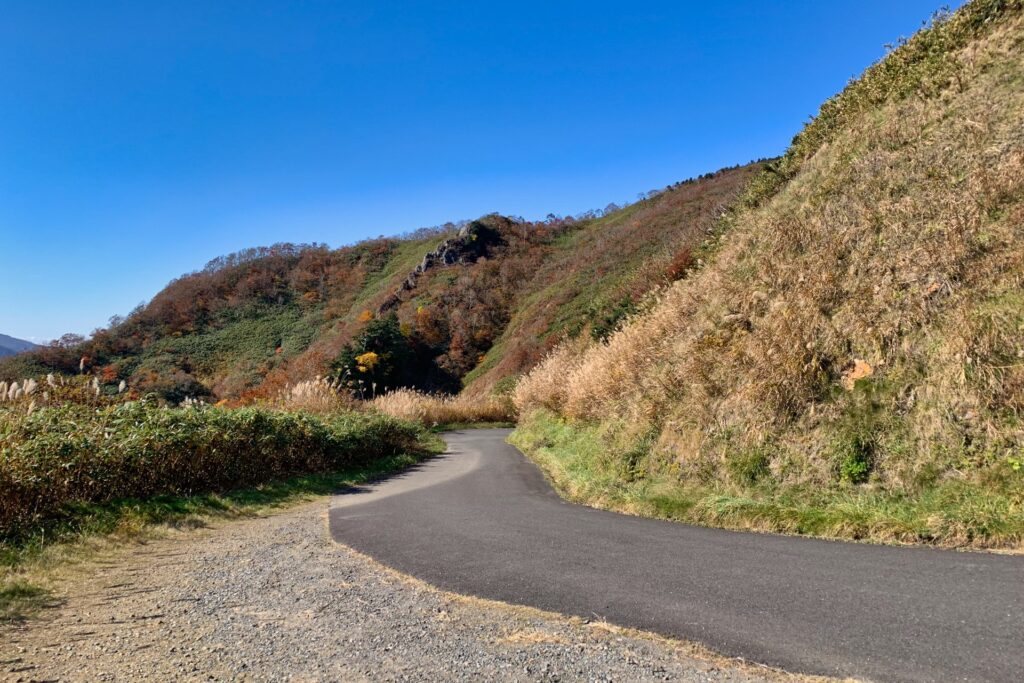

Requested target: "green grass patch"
[
  {"left": 346, "top": 235, "right": 445, "bottom": 315},
  {"left": 511, "top": 410, "right": 1024, "bottom": 550}
]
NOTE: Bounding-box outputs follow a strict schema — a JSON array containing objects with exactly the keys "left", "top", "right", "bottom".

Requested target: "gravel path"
[{"left": 0, "top": 499, "right": 813, "bottom": 682}]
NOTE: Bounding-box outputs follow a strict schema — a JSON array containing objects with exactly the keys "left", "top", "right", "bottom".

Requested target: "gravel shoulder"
[{"left": 0, "top": 497, "right": 823, "bottom": 682}]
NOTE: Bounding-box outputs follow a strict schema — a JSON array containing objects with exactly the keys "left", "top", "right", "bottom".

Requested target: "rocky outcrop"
[{"left": 379, "top": 219, "right": 506, "bottom": 312}]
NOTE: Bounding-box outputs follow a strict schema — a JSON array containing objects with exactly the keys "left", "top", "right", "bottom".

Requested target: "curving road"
[{"left": 329, "top": 429, "right": 1024, "bottom": 682}]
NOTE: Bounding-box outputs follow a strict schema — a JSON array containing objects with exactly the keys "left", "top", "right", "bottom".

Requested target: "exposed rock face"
[{"left": 379, "top": 218, "right": 507, "bottom": 312}]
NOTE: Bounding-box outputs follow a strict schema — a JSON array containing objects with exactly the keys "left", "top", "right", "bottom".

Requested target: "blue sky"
[{"left": 1, "top": 1, "right": 962, "bottom": 342}]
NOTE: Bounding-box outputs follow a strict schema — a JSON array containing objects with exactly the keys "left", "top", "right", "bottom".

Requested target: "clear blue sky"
[{"left": 1, "top": 0, "right": 961, "bottom": 342}]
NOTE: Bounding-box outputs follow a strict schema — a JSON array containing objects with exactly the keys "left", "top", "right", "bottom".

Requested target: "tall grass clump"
[
  {"left": 278, "top": 376, "right": 354, "bottom": 413},
  {"left": 371, "top": 388, "right": 513, "bottom": 427},
  {"left": 0, "top": 400, "right": 424, "bottom": 540}
]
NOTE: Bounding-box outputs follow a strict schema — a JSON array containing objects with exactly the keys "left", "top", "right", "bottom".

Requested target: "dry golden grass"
[
  {"left": 516, "top": 5, "right": 1024, "bottom": 493},
  {"left": 371, "top": 388, "right": 513, "bottom": 426},
  {"left": 277, "top": 376, "right": 355, "bottom": 413}
]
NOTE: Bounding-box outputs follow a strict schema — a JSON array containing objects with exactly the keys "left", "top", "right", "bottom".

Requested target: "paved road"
[{"left": 329, "top": 429, "right": 1024, "bottom": 682}]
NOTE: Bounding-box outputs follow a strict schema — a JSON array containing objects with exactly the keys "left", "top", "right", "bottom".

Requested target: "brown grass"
[
  {"left": 516, "top": 4, "right": 1024, "bottom": 495},
  {"left": 370, "top": 388, "right": 513, "bottom": 426},
  {"left": 276, "top": 376, "right": 355, "bottom": 413},
  {"left": 466, "top": 163, "right": 764, "bottom": 393}
]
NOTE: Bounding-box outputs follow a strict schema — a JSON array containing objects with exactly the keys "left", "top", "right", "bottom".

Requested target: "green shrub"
[
  {"left": 333, "top": 313, "right": 414, "bottom": 395},
  {"left": 590, "top": 296, "right": 638, "bottom": 341},
  {"left": 0, "top": 401, "right": 424, "bottom": 539},
  {"left": 829, "top": 379, "right": 890, "bottom": 484},
  {"left": 836, "top": 439, "right": 874, "bottom": 484},
  {"left": 617, "top": 431, "right": 656, "bottom": 481},
  {"left": 726, "top": 447, "right": 773, "bottom": 486}
]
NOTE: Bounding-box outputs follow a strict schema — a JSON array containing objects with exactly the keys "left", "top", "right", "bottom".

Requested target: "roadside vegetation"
[
  {"left": 511, "top": 412, "right": 1024, "bottom": 548},
  {"left": 514, "top": 1, "right": 1024, "bottom": 550},
  {"left": 0, "top": 401, "right": 424, "bottom": 541},
  {"left": 0, "top": 376, "right": 440, "bottom": 542},
  {"left": 0, "top": 375, "right": 443, "bottom": 621},
  {"left": 0, "top": 371, "right": 499, "bottom": 623}
]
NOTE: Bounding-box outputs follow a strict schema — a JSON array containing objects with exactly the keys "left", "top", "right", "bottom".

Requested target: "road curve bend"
[{"left": 329, "top": 429, "right": 1023, "bottom": 682}]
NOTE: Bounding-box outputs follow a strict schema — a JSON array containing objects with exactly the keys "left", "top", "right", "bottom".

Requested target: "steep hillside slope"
[
  {"left": 0, "top": 335, "right": 37, "bottom": 358},
  {"left": 463, "top": 163, "right": 762, "bottom": 394},
  {"left": 0, "top": 163, "right": 761, "bottom": 400},
  {"left": 514, "top": 0, "right": 1024, "bottom": 547}
]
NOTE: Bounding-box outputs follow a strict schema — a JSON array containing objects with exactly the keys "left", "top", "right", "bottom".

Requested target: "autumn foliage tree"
[{"left": 333, "top": 314, "right": 412, "bottom": 396}]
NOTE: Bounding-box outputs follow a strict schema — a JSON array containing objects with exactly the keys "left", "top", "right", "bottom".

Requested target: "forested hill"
[{"left": 0, "top": 161, "right": 763, "bottom": 401}]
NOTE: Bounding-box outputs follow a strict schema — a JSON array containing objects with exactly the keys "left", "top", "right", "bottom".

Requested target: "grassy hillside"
[
  {"left": 463, "top": 163, "right": 762, "bottom": 393},
  {"left": 0, "top": 165, "right": 762, "bottom": 403},
  {"left": 514, "top": 0, "right": 1024, "bottom": 548}
]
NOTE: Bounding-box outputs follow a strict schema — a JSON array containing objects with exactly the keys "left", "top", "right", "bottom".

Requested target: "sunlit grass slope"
[{"left": 514, "top": 1, "right": 1024, "bottom": 548}]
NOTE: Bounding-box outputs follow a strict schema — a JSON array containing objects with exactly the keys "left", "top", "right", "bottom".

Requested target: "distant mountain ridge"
[{"left": 0, "top": 334, "right": 38, "bottom": 358}]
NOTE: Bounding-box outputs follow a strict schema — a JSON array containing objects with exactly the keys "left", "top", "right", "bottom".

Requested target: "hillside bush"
[{"left": 1, "top": 168, "right": 762, "bottom": 402}]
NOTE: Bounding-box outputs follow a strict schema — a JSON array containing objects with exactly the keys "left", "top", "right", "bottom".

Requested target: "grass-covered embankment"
[
  {"left": 511, "top": 411, "right": 1024, "bottom": 549},
  {"left": 511, "top": 2, "right": 1024, "bottom": 550}
]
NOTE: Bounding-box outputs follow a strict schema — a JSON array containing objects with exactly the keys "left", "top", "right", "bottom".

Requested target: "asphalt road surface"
[{"left": 329, "top": 429, "right": 1024, "bottom": 682}]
